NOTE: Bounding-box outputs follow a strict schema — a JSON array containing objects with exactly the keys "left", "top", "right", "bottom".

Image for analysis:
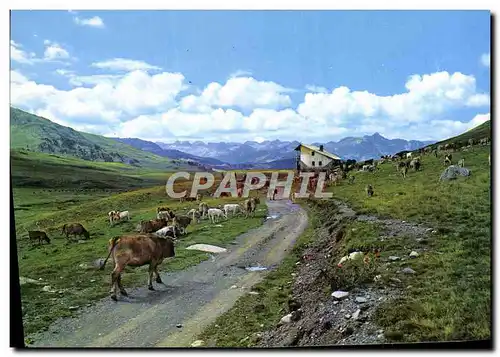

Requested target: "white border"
[{"left": 2, "top": 1, "right": 497, "bottom": 357}]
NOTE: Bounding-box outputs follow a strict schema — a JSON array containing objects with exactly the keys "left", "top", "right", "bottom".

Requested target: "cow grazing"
[
  {"left": 172, "top": 215, "right": 192, "bottom": 234},
  {"left": 199, "top": 202, "right": 209, "bottom": 219},
  {"left": 444, "top": 154, "right": 452, "bottom": 166},
  {"left": 187, "top": 208, "right": 201, "bottom": 223},
  {"left": 244, "top": 197, "right": 260, "bottom": 218},
  {"left": 108, "top": 211, "right": 118, "bottom": 224},
  {"left": 155, "top": 225, "right": 181, "bottom": 240},
  {"left": 366, "top": 185, "right": 374, "bottom": 197},
  {"left": 28, "top": 230, "right": 50, "bottom": 245},
  {"left": 157, "top": 210, "right": 173, "bottom": 221},
  {"left": 401, "top": 165, "right": 408, "bottom": 179},
  {"left": 224, "top": 203, "right": 242, "bottom": 217},
  {"left": 62, "top": 223, "right": 90, "bottom": 241},
  {"left": 139, "top": 218, "right": 169, "bottom": 234},
  {"left": 111, "top": 211, "right": 131, "bottom": 225},
  {"left": 207, "top": 208, "right": 227, "bottom": 223},
  {"left": 99, "top": 234, "right": 175, "bottom": 301}
]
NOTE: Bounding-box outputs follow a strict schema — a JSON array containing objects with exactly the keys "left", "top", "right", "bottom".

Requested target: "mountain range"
[{"left": 10, "top": 106, "right": 437, "bottom": 170}]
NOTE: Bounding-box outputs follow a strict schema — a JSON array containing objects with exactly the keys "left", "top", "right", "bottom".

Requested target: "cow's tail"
[{"left": 99, "top": 236, "right": 120, "bottom": 270}]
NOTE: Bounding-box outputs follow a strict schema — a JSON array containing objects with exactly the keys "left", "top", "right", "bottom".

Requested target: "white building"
[{"left": 294, "top": 143, "right": 342, "bottom": 171}]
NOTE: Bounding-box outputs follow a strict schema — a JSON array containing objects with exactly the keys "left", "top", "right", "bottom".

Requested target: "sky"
[{"left": 10, "top": 10, "right": 491, "bottom": 144}]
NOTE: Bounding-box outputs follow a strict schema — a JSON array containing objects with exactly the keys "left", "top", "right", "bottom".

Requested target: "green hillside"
[
  {"left": 10, "top": 107, "right": 186, "bottom": 171},
  {"left": 432, "top": 120, "right": 491, "bottom": 147}
]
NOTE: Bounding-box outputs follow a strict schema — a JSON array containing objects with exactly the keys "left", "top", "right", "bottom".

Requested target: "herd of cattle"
[{"left": 25, "top": 195, "right": 262, "bottom": 301}]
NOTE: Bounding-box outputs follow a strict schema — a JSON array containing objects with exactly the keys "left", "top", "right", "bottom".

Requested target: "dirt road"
[{"left": 27, "top": 199, "right": 308, "bottom": 348}]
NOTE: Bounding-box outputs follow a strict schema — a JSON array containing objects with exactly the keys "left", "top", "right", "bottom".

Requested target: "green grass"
[
  {"left": 14, "top": 174, "right": 267, "bottom": 334},
  {"left": 328, "top": 145, "right": 491, "bottom": 342}
]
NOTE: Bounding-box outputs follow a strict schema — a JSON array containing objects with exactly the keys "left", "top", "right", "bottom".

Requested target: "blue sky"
[{"left": 10, "top": 10, "right": 491, "bottom": 143}]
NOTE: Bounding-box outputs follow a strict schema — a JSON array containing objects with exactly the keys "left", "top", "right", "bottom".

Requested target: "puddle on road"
[
  {"left": 265, "top": 214, "right": 281, "bottom": 220},
  {"left": 244, "top": 266, "right": 268, "bottom": 272}
]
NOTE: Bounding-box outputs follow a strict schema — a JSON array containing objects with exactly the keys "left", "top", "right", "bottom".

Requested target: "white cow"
[
  {"left": 187, "top": 208, "right": 201, "bottom": 223},
  {"left": 207, "top": 208, "right": 227, "bottom": 223},
  {"left": 223, "top": 203, "right": 242, "bottom": 217},
  {"left": 155, "top": 225, "right": 180, "bottom": 239},
  {"left": 111, "top": 210, "right": 130, "bottom": 225}
]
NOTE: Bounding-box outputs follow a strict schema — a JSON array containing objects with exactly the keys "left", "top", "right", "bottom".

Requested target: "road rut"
[{"left": 28, "top": 199, "right": 308, "bottom": 348}]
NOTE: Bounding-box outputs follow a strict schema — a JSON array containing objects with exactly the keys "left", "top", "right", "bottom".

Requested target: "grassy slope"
[
  {"left": 197, "top": 145, "right": 491, "bottom": 344},
  {"left": 328, "top": 145, "right": 491, "bottom": 342},
  {"left": 10, "top": 107, "right": 185, "bottom": 170},
  {"left": 11, "top": 150, "right": 171, "bottom": 189}
]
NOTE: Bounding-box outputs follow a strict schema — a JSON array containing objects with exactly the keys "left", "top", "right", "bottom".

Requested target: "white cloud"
[
  {"left": 74, "top": 16, "right": 105, "bottom": 28},
  {"left": 180, "top": 76, "right": 292, "bottom": 111},
  {"left": 91, "top": 58, "right": 162, "bottom": 72},
  {"left": 298, "top": 71, "right": 490, "bottom": 125},
  {"left": 229, "top": 70, "right": 253, "bottom": 78},
  {"left": 10, "top": 70, "right": 29, "bottom": 84},
  {"left": 11, "top": 69, "right": 187, "bottom": 131},
  {"left": 10, "top": 65, "right": 491, "bottom": 144},
  {"left": 10, "top": 40, "right": 36, "bottom": 64},
  {"left": 44, "top": 42, "right": 70, "bottom": 60},
  {"left": 480, "top": 53, "right": 490, "bottom": 67}
]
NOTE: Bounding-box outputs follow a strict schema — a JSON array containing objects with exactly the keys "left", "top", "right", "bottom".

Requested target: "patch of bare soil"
[{"left": 257, "top": 199, "right": 432, "bottom": 347}]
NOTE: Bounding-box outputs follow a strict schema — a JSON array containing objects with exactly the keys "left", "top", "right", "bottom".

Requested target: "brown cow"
[
  {"left": 99, "top": 234, "right": 175, "bottom": 301},
  {"left": 28, "top": 230, "right": 51, "bottom": 245},
  {"left": 244, "top": 197, "right": 260, "bottom": 218},
  {"left": 139, "top": 218, "right": 169, "bottom": 233},
  {"left": 62, "top": 223, "right": 90, "bottom": 241}
]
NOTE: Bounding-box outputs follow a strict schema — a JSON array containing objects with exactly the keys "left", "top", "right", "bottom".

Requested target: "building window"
[
  {"left": 319, "top": 161, "right": 322, "bottom": 166},
  {"left": 311, "top": 151, "right": 315, "bottom": 156},
  {"left": 312, "top": 161, "right": 315, "bottom": 166}
]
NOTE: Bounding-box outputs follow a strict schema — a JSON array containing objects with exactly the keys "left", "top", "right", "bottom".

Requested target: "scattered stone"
[
  {"left": 341, "top": 326, "right": 354, "bottom": 336},
  {"left": 230, "top": 285, "right": 237, "bottom": 289},
  {"left": 260, "top": 324, "right": 264, "bottom": 328},
  {"left": 42, "top": 285, "right": 56, "bottom": 293},
  {"left": 291, "top": 309, "right": 302, "bottom": 322},
  {"left": 78, "top": 240, "right": 87, "bottom": 244},
  {"left": 68, "top": 306, "right": 79, "bottom": 311},
  {"left": 377, "top": 334, "right": 384, "bottom": 339},
  {"left": 355, "top": 296, "right": 368, "bottom": 303},
  {"left": 333, "top": 301, "right": 339, "bottom": 305},
  {"left": 288, "top": 298, "right": 301, "bottom": 312},
  {"left": 90, "top": 279, "right": 96, "bottom": 283},
  {"left": 331, "top": 291, "right": 349, "bottom": 300},
  {"left": 190, "top": 340, "right": 204, "bottom": 347},
  {"left": 344, "top": 314, "right": 351, "bottom": 319},
  {"left": 390, "top": 277, "right": 402, "bottom": 283},
  {"left": 176, "top": 324, "right": 183, "bottom": 328},
  {"left": 86, "top": 304, "right": 91, "bottom": 307},
  {"left": 186, "top": 244, "right": 227, "bottom": 253},
  {"left": 280, "top": 313, "right": 293, "bottom": 324},
  {"left": 388, "top": 256, "right": 400, "bottom": 261},
  {"left": 373, "top": 275, "right": 382, "bottom": 282},
  {"left": 19, "top": 277, "right": 43, "bottom": 286},
  {"left": 93, "top": 259, "right": 105, "bottom": 268},
  {"left": 340, "top": 309, "right": 346, "bottom": 313},
  {"left": 352, "top": 309, "right": 361, "bottom": 320},
  {"left": 249, "top": 291, "right": 259, "bottom": 295},
  {"left": 291, "top": 273, "right": 297, "bottom": 277},
  {"left": 401, "top": 267, "right": 416, "bottom": 274},
  {"left": 214, "top": 224, "right": 223, "bottom": 227},
  {"left": 407, "top": 285, "right": 413, "bottom": 290},
  {"left": 409, "top": 251, "right": 419, "bottom": 258}
]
